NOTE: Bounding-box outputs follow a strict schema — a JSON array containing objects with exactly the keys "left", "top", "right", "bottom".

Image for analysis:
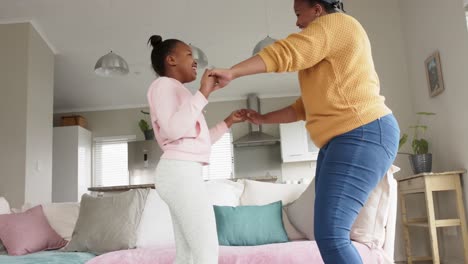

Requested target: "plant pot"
[
  {"left": 409, "top": 153, "right": 432, "bottom": 174},
  {"left": 143, "top": 129, "right": 154, "bottom": 140}
]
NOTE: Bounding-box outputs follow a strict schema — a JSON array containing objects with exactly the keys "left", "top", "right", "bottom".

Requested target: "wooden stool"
[{"left": 398, "top": 170, "right": 468, "bottom": 263}]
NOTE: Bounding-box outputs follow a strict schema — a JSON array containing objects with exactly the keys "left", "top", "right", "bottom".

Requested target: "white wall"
[
  {"left": 24, "top": 24, "right": 55, "bottom": 205},
  {"left": 0, "top": 23, "right": 54, "bottom": 208},
  {"left": 399, "top": 0, "right": 468, "bottom": 262},
  {"left": 0, "top": 23, "right": 29, "bottom": 208}
]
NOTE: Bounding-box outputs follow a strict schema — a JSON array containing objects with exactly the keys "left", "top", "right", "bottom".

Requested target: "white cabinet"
[
  {"left": 52, "top": 126, "right": 92, "bottom": 202},
  {"left": 280, "top": 121, "right": 319, "bottom": 163}
]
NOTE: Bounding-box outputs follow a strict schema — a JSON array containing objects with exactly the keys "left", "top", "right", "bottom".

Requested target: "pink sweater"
[{"left": 147, "top": 77, "right": 229, "bottom": 164}]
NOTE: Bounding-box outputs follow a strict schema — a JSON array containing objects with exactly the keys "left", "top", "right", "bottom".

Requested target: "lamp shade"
[
  {"left": 252, "top": 36, "right": 277, "bottom": 55},
  {"left": 94, "top": 51, "right": 129, "bottom": 77},
  {"left": 190, "top": 44, "right": 208, "bottom": 69}
]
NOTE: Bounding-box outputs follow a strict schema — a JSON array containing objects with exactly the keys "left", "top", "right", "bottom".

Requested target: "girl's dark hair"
[
  {"left": 305, "top": 0, "right": 345, "bottom": 13},
  {"left": 147, "top": 35, "right": 183, "bottom": 76}
]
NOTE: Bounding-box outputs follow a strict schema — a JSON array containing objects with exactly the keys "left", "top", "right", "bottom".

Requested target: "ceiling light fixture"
[
  {"left": 94, "top": 51, "right": 129, "bottom": 77},
  {"left": 253, "top": 0, "right": 277, "bottom": 55},
  {"left": 94, "top": 0, "right": 129, "bottom": 77},
  {"left": 190, "top": 44, "right": 208, "bottom": 69}
]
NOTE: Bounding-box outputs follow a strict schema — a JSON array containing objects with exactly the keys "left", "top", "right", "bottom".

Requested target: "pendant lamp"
[
  {"left": 190, "top": 44, "right": 209, "bottom": 69},
  {"left": 94, "top": 51, "right": 130, "bottom": 77},
  {"left": 252, "top": 0, "right": 277, "bottom": 55},
  {"left": 253, "top": 36, "right": 277, "bottom": 55}
]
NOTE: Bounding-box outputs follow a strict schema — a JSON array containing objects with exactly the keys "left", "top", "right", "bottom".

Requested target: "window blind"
[
  {"left": 93, "top": 135, "right": 136, "bottom": 187},
  {"left": 203, "top": 132, "right": 234, "bottom": 180}
]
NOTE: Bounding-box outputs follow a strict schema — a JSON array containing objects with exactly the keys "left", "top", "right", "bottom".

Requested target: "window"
[
  {"left": 203, "top": 131, "right": 234, "bottom": 180},
  {"left": 93, "top": 135, "right": 136, "bottom": 187}
]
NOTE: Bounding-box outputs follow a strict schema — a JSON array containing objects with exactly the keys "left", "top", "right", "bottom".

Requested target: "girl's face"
[
  {"left": 294, "top": 0, "right": 323, "bottom": 30},
  {"left": 171, "top": 42, "right": 197, "bottom": 83}
]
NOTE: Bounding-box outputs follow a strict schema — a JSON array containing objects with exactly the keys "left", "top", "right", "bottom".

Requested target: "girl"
[
  {"left": 146, "top": 35, "right": 245, "bottom": 264},
  {"left": 210, "top": 1, "right": 400, "bottom": 263}
]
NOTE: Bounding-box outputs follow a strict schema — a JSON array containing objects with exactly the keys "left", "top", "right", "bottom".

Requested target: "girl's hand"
[
  {"left": 209, "top": 69, "right": 235, "bottom": 89},
  {"left": 199, "top": 69, "right": 220, "bottom": 98},
  {"left": 224, "top": 109, "right": 248, "bottom": 127}
]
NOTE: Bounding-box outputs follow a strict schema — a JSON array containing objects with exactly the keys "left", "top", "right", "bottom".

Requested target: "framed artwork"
[{"left": 425, "top": 51, "right": 445, "bottom": 97}]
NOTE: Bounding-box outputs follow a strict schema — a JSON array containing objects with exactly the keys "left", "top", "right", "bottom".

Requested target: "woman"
[
  {"left": 210, "top": 1, "right": 400, "bottom": 263},
  {"left": 146, "top": 35, "right": 245, "bottom": 264}
]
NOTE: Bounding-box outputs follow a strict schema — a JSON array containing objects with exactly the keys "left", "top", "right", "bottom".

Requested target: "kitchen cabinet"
[
  {"left": 280, "top": 121, "right": 319, "bottom": 163},
  {"left": 52, "top": 126, "right": 92, "bottom": 202}
]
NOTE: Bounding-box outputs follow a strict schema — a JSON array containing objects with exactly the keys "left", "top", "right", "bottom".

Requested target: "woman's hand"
[
  {"left": 244, "top": 109, "right": 266, "bottom": 125},
  {"left": 224, "top": 109, "right": 248, "bottom": 128},
  {"left": 209, "top": 68, "right": 235, "bottom": 89}
]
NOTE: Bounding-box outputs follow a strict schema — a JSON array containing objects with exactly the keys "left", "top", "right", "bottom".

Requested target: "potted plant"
[
  {"left": 139, "top": 110, "right": 154, "bottom": 140},
  {"left": 399, "top": 112, "right": 436, "bottom": 174}
]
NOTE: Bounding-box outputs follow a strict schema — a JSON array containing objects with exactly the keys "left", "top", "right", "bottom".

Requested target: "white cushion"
[
  {"left": 136, "top": 190, "right": 174, "bottom": 248},
  {"left": 239, "top": 180, "right": 308, "bottom": 206},
  {"left": 285, "top": 165, "right": 400, "bottom": 248},
  {"left": 42, "top": 203, "right": 80, "bottom": 241},
  {"left": 350, "top": 165, "right": 400, "bottom": 248},
  {"left": 239, "top": 180, "right": 308, "bottom": 241},
  {"left": 205, "top": 179, "right": 244, "bottom": 206},
  {"left": 0, "top": 197, "right": 10, "bottom": 215}
]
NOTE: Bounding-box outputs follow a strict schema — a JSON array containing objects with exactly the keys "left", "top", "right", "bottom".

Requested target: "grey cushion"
[
  {"left": 284, "top": 178, "right": 316, "bottom": 240},
  {"left": 63, "top": 189, "right": 149, "bottom": 255}
]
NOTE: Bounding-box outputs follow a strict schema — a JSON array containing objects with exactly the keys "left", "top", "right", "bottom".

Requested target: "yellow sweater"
[{"left": 258, "top": 13, "right": 391, "bottom": 148}]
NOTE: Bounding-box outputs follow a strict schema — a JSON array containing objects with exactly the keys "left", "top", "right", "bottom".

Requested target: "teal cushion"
[
  {"left": 214, "top": 201, "right": 289, "bottom": 246},
  {"left": 0, "top": 251, "right": 95, "bottom": 264}
]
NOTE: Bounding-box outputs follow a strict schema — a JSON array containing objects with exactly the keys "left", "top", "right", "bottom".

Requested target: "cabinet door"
[
  {"left": 306, "top": 130, "right": 319, "bottom": 160},
  {"left": 280, "top": 121, "right": 310, "bottom": 162}
]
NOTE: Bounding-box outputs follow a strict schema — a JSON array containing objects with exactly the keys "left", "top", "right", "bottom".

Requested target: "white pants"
[{"left": 154, "top": 159, "right": 219, "bottom": 264}]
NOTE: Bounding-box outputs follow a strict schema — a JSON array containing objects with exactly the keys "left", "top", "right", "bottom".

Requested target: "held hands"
[
  {"left": 224, "top": 109, "right": 248, "bottom": 128},
  {"left": 208, "top": 68, "right": 235, "bottom": 89},
  {"left": 243, "top": 109, "right": 266, "bottom": 125},
  {"left": 199, "top": 69, "right": 222, "bottom": 99},
  {"left": 224, "top": 109, "right": 266, "bottom": 128}
]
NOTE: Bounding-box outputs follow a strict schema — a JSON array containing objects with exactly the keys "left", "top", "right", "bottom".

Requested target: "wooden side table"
[{"left": 397, "top": 170, "right": 468, "bottom": 263}]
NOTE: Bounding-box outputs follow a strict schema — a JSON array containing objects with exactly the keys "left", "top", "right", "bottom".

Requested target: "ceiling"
[{"left": 0, "top": 0, "right": 302, "bottom": 113}]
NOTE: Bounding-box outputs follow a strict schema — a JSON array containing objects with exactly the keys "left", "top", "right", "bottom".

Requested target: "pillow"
[
  {"left": 283, "top": 178, "right": 316, "bottom": 241},
  {"left": 238, "top": 180, "right": 308, "bottom": 241},
  {"left": 42, "top": 203, "right": 80, "bottom": 241},
  {"left": 281, "top": 208, "right": 306, "bottom": 241},
  {"left": 63, "top": 189, "right": 149, "bottom": 255},
  {"left": 214, "top": 201, "right": 289, "bottom": 246},
  {"left": 136, "top": 190, "right": 174, "bottom": 248},
  {"left": 286, "top": 165, "right": 400, "bottom": 247},
  {"left": 239, "top": 180, "right": 308, "bottom": 206},
  {"left": 0, "top": 197, "right": 10, "bottom": 255},
  {"left": 22, "top": 202, "right": 80, "bottom": 241},
  {"left": 0, "top": 197, "right": 10, "bottom": 215},
  {"left": 0, "top": 205, "right": 67, "bottom": 256},
  {"left": 206, "top": 179, "right": 244, "bottom": 206},
  {"left": 351, "top": 165, "right": 400, "bottom": 248}
]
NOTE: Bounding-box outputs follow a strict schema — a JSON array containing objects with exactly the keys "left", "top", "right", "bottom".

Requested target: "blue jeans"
[{"left": 314, "top": 114, "right": 400, "bottom": 264}]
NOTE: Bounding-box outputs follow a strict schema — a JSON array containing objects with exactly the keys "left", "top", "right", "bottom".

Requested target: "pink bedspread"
[{"left": 86, "top": 241, "right": 387, "bottom": 264}]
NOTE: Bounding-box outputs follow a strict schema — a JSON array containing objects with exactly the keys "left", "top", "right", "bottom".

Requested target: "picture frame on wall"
[{"left": 424, "top": 51, "right": 445, "bottom": 97}]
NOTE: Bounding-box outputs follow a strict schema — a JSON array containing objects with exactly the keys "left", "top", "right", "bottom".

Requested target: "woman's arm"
[
  {"left": 246, "top": 106, "right": 298, "bottom": 125},
  {"left": 209, "top": 56, "right": 266, "bottom": 89}
]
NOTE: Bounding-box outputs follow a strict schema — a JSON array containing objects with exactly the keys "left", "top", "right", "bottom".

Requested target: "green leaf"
[
  {"left": 139, "top": 119, "right": 150, "bottom": 132},
  {"left": 399, "top": 134, "right": 408, "bottom": 150},
  {"left": 412, "top": 138, "right": 429, "bottom": 154}
]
